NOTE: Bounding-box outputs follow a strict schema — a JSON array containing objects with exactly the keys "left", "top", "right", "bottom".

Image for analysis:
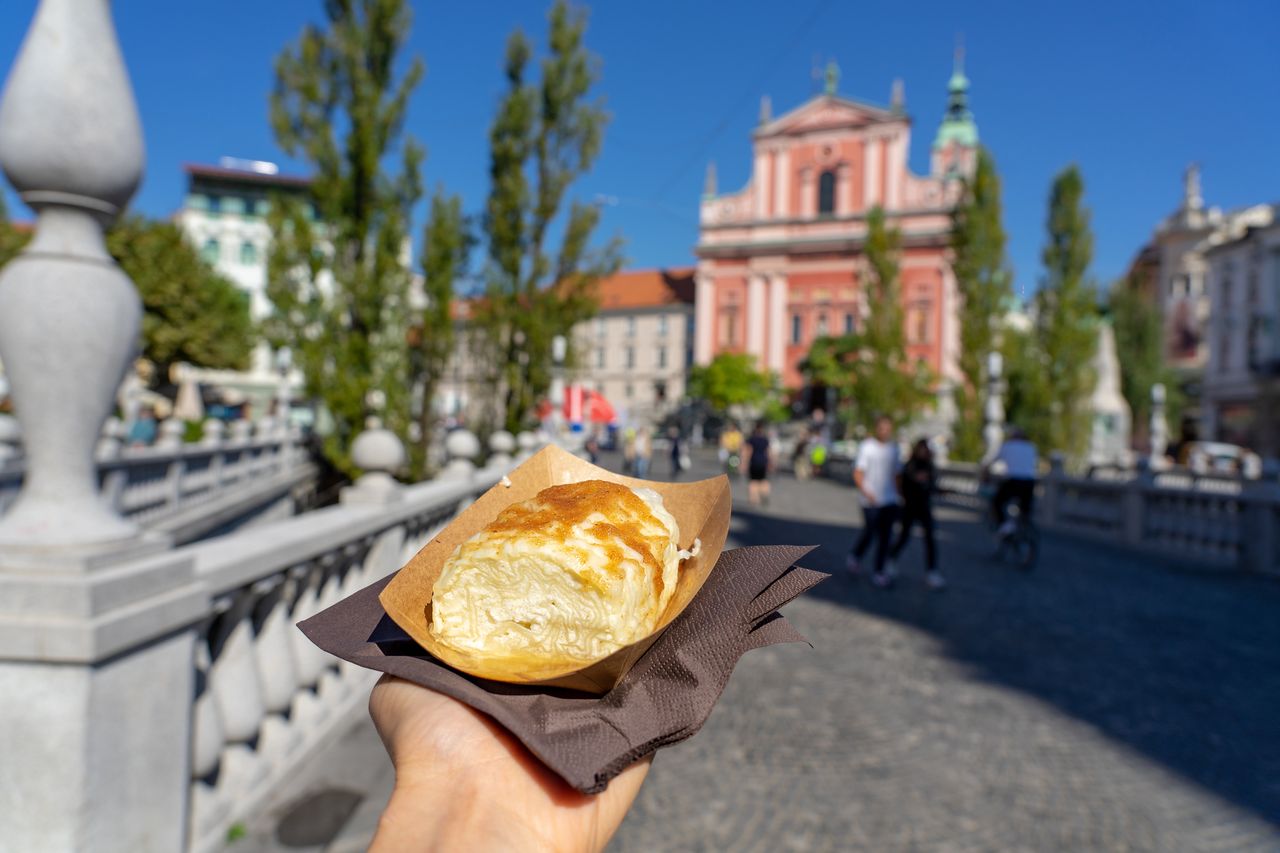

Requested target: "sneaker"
[
  {"left": 926, "top": 570, "right": 947, "bottom": 590},
  {"left": 870, "top": 571, "right": 891, "bottom": 589},
  {"left": 884, "top": 559, "right": 898, "bottom": 580},
  {"left": 845, "top": 553, "right": 861, "bottom": 576},
  {"left": 997, "top": 520, "right": 1017, "bottom": 538}
]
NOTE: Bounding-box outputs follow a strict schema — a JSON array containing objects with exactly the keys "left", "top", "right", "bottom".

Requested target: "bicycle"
[{"left": 981, "top": 480, "right": 1040, "bottom": 570}]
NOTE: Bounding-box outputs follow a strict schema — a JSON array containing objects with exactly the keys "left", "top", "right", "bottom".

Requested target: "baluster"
[
  {"left": 287, "top": 560, "right": 333, "bottom": 735},
  {"left": 488, "top": 430, "right": 515, "bottom": 468},
  {"left": 206, "top": 591, "right": 270, "bottom": 802},
  {"left": 440, "top": 429, "right": 480, "bottom": 480},
  {"left": 250, "top": 575, "right": 304, "bottom": 771},
  {"left": 516, "top": 430, "right": 539, "bottom": 461},
  {"left": 189, "top": 620, "right": 230, "bottom": 842}
]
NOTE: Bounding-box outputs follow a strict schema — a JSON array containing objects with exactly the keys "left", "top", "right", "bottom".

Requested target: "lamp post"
[
  {"left": 550, "top": 334, "right": 567, "bottom": 436},
  {"left": 983, "top": 350, "right": 1005, "bottom": 462}
]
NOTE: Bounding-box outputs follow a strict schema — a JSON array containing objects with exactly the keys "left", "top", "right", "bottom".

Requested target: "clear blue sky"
[{"left": 2, "top": 0, "right": 1278, "bottom": 296}]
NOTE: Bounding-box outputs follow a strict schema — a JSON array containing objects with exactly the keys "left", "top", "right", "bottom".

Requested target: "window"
[
  {"left": 658, "top": 315, "right": 668, "bottom": 336},
  {"left": 626, "top": 316, "right": 637, "bottom": 337},
  {"left": 791, "top": 314, "right": 802, "bottom": 344},
  {"left": 816, "top": 313, "right": 829, "bottom": 337},
  {"left": 596, "top": 317, "right": 606, "bottom": 338},
  {"left": 240, "top": 241, "right": 258, "bottom": 265},
  {"left": 201, "top": 238, "right": 220, "bottom": 265},
  {"left": 207, "top": 196, "right": 222, "bottom": 217},
  {"left": 654, "top": 381, "right": 667, "bottom": 402},
  {"left": 844, "top": 312, "right": 855, "bottom": 334},
  {"left": 907, "top": 301, "right": 931, "bottom": 344},
  {"left": 817, "top": 170, "right": 836, "bottom": 216},
  {"left": 719, "top": 309, "right": 738, "bottom": 347},
  {"left": 624, "top": 382, "right": 633, "bottom": 399},
  {"left": 595, "top": 348, "right": 605, "bottom": 368},
  {"left": 658, "top": 347, "right": 667, "bottom": 369},
  {"left": 625, "top": 346, "right": 635, "bottom": 368}
]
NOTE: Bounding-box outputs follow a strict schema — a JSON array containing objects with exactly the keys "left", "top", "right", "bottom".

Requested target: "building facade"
[
  {"left": 574, "top": 268, "right": 695, "bottom": 421},
  {"left": 694, "top": 58, "right": 978, "bottom": 394},
  {"left": 1202, "top": 213, "right": 1280, "bottom": 454}
]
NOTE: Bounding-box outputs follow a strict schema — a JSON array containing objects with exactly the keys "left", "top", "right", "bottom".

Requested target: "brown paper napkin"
[{"left": 298, "top": 545, "right": 827, "bottom": 793}]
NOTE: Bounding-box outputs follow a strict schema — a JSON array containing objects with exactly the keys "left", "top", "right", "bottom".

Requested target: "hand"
[
  {"left": 368, "top": 675, "right": 650, "bottom": 852},
  {"left": 861, "top": 489, "right": 877, "bottom": 505}
]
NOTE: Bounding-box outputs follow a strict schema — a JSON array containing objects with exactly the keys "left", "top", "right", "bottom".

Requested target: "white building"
[{"left": 1202, "top": 212, "right": 1280, "bottom": 455}]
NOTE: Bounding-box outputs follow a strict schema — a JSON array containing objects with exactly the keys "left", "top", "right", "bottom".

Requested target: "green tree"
[
  {"left": 407, "top": 187, "right": 470, "bottom": 479},
  {"left": 688, "top": 352, "right": 779, "bottom": 414},
  {"left": 473, "top": 0, "right": 622, "bottom": 435},
  {"left": 108, "top": 218, "right": 255, "bottom": 383},
  {"left": 266, "top": 0, "right": 425, "bottom": 475},
  {"left": 0, "top": 195, "right": 29, "bottom": 268},
  {"left": 1028, "top": 165, "right": 1099, "bottom": 458},
  {"left": 1107, "top": 273, "right": 1182, "bottom": 447},
  {"left": 949, "top": 148, "right": 1013, "bottom": 460},
  {"left": 805, "top": 206, "right": 931, "bottom": 434}
]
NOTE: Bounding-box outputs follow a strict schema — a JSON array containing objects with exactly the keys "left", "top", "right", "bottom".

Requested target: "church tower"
[{"left": 931, "top": 44, "right": 979, "bottom": 178}]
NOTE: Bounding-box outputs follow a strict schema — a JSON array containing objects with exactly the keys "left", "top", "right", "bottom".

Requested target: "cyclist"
[{"left": 985, "top": 426, "right": 1039, "bottom": 538}]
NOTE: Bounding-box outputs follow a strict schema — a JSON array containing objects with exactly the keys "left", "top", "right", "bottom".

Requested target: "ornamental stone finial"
[
  {"left": 824, "top": 59, "right": 840, "bottom": 95},
  {"left": 0, "top": 0, "right": 146, "bottom": 548}
]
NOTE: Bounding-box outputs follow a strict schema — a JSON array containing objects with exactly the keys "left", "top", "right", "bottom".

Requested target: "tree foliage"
[
  {"left": 949, "top": 148, "right": 1013, "bottom": 460},
  {"left": 472, "top": 0, "right": 622, "bottom": 435},
  {"left": 687, "top": 352, "right": 779, "bottom": 414},
  {"left": 805, "top": 206, "right": 931, "bottom": 434},
  {"left": 0, "top": 204, "right": 253, "bottom": 384},
  {"left": 266, "top": 0, "right": 425, "bottom": 475},
  {"left": 1107, "top": 273, "right": 1182, "bottom": 445},
  {"left": 407, "top": 187, "right": 470, "bottom": 479},
  {"left": 108, "top": 218, "right": 256, "bottom": 382},
  {"left": 1021, "top": 165, "right": 1099, "bottom": 458}
]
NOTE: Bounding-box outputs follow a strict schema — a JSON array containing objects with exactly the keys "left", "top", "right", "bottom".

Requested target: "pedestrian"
[
  {"left": 668, "top": 426, "right": 684, "bottom": 479},
  {"left": 585, "top": 430, "right": 601, "bottom": 465},
  {"left": 621, "top": 427, "right": 636, "bottom": 475},
  {"left": 742, "top": 421, "right": 773, "bottom": 506},
  {"left": 633, "top": 426, "right": 652, "bottom": 479},
  {"left": 889, "top": 438, "right": 945, "bottom": 589},
  {"left": 846, "top": 414, "right": 901, "bottom": 588},
  {"left": 128, "top": 405, "right": 158, "bottom": 447}
]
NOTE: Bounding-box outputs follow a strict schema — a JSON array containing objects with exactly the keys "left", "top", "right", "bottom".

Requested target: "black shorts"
[{"left": 748, "top": 466, "right": 768, "bottom": 481}]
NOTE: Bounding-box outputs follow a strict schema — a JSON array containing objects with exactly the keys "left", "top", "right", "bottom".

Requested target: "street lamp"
[{"left": 550, "top": 334, "right": 567, "bottom": 436}]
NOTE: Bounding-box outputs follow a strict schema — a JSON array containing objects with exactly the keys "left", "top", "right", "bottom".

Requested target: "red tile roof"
[{"left": 594, "top": 267, "right": 695, "bottom": 311}]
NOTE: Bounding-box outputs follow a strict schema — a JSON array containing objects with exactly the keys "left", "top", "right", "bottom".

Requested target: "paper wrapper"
[
  {"left": 298, "top": 545, "right": 827, "bottom": 794},
  {"left": 378, "top": 444, "right": 732, "bottom": 693}
]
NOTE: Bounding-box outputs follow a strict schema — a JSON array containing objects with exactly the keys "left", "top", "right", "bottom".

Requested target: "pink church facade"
[{"left": 694, "top": 60, "right": 979, "bottom": 394}]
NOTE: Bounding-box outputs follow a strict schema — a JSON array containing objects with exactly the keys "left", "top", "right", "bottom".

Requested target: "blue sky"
[{"left": 2, "top": 0, "right": 1278, "bottom": 296}]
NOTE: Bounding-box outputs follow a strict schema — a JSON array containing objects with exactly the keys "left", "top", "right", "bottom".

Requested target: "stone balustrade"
[{"left": 0, "top": 425, "right": 311, "bottom": 538}]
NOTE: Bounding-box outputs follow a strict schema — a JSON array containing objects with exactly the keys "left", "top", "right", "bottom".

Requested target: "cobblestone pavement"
[{"left": 245, "top": 449, "right": 1280, "bottom": 852}]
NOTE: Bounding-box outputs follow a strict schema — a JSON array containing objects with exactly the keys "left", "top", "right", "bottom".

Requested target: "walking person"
[
  {"left": 633, "top": 426, "right": 652, "bottom": 479},
  {"left": 846, "top": 415, "right": 901, "bottom": 588},
  {"left": 667, "top": 426, "right": 684, "bottom": 479},
  {"left": 742, "top": 421, "right": 773, "bottom": 506},
  {"left": 889, "top": 438, "right": 945, "bottom": 590}
]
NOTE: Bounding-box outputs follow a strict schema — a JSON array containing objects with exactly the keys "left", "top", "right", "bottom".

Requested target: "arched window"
[
  {"left": 240, "top": 241, "right": 258, "bottom": 265},
  {"left": 817, "top": 169, "right": 837, "bottom": 216}
]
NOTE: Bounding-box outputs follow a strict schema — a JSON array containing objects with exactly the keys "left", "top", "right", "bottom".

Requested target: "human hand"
[{"left": 368, "top": 674, "right": 650, "bottom": 853}]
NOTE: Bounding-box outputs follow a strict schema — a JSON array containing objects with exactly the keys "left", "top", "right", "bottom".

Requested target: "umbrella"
[{"left": 586, "top": 391, "right": 617, "bottom": 425}]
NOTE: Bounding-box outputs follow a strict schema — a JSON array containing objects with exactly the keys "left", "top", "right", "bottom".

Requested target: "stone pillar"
[
  {"left": 1041, "top": 452, "right": 1065, "bottom": 527},
  {"left": 1122, "top": 457, "right": 1152, "bottom": 546},
  {"left": 0, "top": 4, "right": 206, "bottom": 850},
  {"left": 746, "top": 273, "right": 767, "bottom": 363},
  {"left": 439, "top": 429, "right": 481, "bottom": 480},
  {"left": 982, "top": 351, "right": 1005, "bottom": 464},
  {"left": 694, "top": 274, "right": 715, "bottom": 365},
  {"left": 340, "top": 421, "right": 405, "bottom": 505},
  {"left": 1149, "top": 382, "right": 1168, "bottom": 468},
  {"left": 766, "top": 274, "right": 787, "bottom": 373}
]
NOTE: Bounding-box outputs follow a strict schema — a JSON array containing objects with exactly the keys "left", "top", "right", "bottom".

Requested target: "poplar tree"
[
  {"left": 407, "top": 187, "right": 469, "bottom": 479},
  {"left": 1030, "top": 165, "right": 1098, "bottom": 458},
  {"left": 1107, "top": 273, "right": 1181, "bottom": 446},
  {"left": 949, "top": 148, "right": 1013, "bottom": 460},
  {"left": 805, "top": 206, "right": 930, "bottom": 433},
  {"left": 473, "top": 0, "right": 622, "bottom": 435},
  {"left": 266, "top": 0, "right": 425, "bottom": 475}
]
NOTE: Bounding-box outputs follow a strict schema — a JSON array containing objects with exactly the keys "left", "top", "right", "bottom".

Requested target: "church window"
[
  {"left": 791, "top": 314, "right": 803, "bottom": 344},
  {"left": 816, "top": 313, "right": 829, "bottom": 337},
  {"left": 907, "top": 301, "right": 931, "bottom": 344},
  {"left": 844, "top": 312, "right": 855, "bottom": 334},
  {"left": 817, "top": 170, "right": 836, "bottom": 216}
]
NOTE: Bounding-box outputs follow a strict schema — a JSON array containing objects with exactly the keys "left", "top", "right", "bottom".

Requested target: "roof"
[
  {"left": 183, "top": 163, "right": 312, "bottom": 189},
  {"left": 594, "top": 267, "right": 695, "bottom": 311}
]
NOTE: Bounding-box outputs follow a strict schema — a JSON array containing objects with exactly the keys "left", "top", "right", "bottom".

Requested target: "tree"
[
  {"left": 949, "top": 148, "right": 1013, "bottom": 461},
  {"left": 407, "top": 187, "right": 470, "bottom": 479},
  {"left": 108, "top": 218, "right": 255, "bottom": 382},
  {"left": 1028, "top": 165, "right": 1099, "bottom": 458},
  {"left": 688, "top": 353, "right": 778, "bottom": 414},
  {"left": 1107, "top": 273, "right": 1182, "bottom": 447},
  {"left": 0, "top": 194, "right": 29, "bottom": 269},
  {"left": 804, "top": 206, "right": 931, "bottom": 434},
  {"left": 266, "top": 0, "right": 425, "bottom": 476},
  {"left": 472, "top": 0, "right": 622, "bottom": 435}
]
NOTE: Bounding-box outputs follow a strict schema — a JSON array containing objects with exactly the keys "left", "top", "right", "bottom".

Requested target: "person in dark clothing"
[
  {"left": 742, "top": 422, "right": 773, "bottom": 506},
  {"left": 889, "top": 438, "right": 945, "bottom": 590},
  {"left": 667, "top": 426, "right": 684, "bottom": 479}
]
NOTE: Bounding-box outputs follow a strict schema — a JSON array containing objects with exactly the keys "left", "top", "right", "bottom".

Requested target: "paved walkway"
[{"left": 240, "top": 449, "right": 1280, "bottom": 852}]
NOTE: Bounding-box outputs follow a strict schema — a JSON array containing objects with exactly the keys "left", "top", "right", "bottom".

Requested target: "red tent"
[{"left": 586, "top": 390, "right": 616, "bottom": 424}]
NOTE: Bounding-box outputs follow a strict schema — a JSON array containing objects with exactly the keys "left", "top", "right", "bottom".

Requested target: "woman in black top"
[
  {"left": 890, "top": 438, "right": 945, "bottom": 589},
  {"left": 742, "top": 422, "right": 773, "bottom": 506}
]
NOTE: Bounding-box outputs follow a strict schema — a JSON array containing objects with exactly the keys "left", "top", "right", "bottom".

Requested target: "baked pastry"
[{"left": 429, "top": 480, "right": 698, "bottom": 674}]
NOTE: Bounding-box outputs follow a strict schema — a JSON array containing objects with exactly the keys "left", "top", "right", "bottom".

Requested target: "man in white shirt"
[
  {"left": 988, "top": 427, "right": 1039, "bottom": 537},
  {"left": 846, "top": 415, "right": 901, "bottom": 588}
]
